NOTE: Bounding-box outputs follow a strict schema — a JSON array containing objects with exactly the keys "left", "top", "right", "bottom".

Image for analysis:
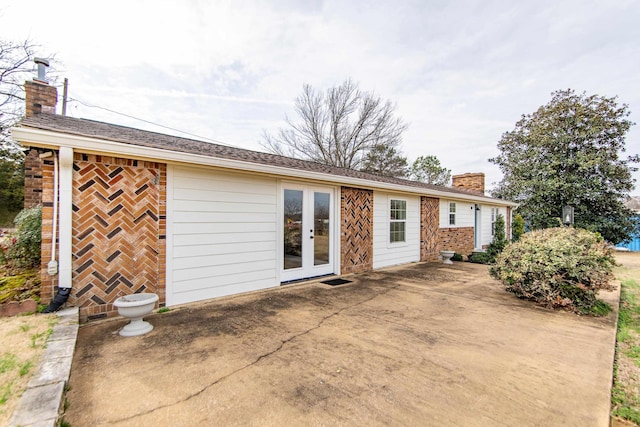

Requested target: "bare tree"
[
  {"left": 0, "top": 39, "right": 44, "bottom": 146},
  {"left": 262, "top": 79, "right": 408, "bottom": 170},
  {"left": 0, "top": 39, "right": 55, "bottom": 222}
]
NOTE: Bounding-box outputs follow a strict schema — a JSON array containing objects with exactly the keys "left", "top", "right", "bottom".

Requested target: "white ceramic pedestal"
[
  {"left": 440, "top": 250, "right": 455, "bottom": 265},
  {"left": 113, "top": 293, "right": 159, "bottom": 337}
]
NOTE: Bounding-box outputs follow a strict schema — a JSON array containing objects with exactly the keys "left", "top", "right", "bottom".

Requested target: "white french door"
[{"left": 281, "top": 184, "right": 335, "bottom": 282}]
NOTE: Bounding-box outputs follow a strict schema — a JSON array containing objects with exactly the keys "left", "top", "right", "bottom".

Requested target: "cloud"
[{"left": 2, "top": 0, "right": 639, "bottom": 193}]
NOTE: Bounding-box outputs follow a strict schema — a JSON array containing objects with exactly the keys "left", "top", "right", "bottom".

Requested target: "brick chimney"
[
  {"left": 24, "top": 58, "right": 57, "bottom": 117},
  {"left": 452, "top": 172, "right": 485, "bottom": 195}
]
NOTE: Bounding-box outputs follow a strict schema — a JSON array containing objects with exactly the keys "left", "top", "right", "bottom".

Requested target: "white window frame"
[
  {"left": 449, "top": 202, "right": 456, "bottom": 226},
  {"left": 491, "top": 208, "right": 497, "bottom": 236},
  {"left": 389, "top": 198, "right": 407, "bottom": 244}
]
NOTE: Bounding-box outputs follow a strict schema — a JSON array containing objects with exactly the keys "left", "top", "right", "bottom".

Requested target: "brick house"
[{"left": 13, "top": 76, "right": 516, "bottom": 322}]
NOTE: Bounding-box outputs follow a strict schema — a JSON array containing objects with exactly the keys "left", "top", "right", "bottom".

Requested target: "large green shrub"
[
  {"left": 0, "top": 206, "right": 42, "bottom": 268},
  {"left": 490, "top": 227, "right": 615, "bottom": 313}
]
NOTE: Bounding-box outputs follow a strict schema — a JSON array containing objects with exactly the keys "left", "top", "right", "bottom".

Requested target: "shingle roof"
[{"left": 18, "top": 113, "right": 503, "bottom": 201}]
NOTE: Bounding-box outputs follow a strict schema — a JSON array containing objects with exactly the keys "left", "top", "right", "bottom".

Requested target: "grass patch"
[
  {"left": 612, "top": 374, "right": 640, "bottom": 424},
  {"left": 29, "top": 326, "right": 53, "bottom": 349},
  {"left": 0, "top": 313, "right": 57, "bottom": 424},
  {"left": 0, "top": 353, "right": 17, "bottom": 374},
  {"left": 0, "top": 382, "right": 12, "bottom": 405},
  {"left": 18, "top": 361, "right": 33, "bottom": 377},
  {"left": 30, "top": 331, "right": 46, "bottom": 349},
  {"left": 157, "top": 307, "right": 171, "bottom": 313},
  {"left": 582, "top": 299, "right": 612, "bottom": 316},
  {"left": 612, "top": 255, "right": 640, "bottom": 424}
]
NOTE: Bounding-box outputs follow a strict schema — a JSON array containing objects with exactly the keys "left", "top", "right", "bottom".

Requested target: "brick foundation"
[{"left": 437, "top": 227, "right": 474, "bottom": 256}]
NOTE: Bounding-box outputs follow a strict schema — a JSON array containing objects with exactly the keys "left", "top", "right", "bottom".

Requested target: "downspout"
[{"left": 42, "top": 147, "right": 73, "bottom": 312}]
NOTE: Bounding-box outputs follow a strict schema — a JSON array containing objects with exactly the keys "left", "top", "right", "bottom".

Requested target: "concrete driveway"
[{"left": 64, "top": 261, "right": 618, "bottom": 426}]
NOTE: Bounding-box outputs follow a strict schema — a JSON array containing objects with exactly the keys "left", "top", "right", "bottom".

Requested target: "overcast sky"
[{"left": 2, "top": 0, "right": 639, "bottom": 194}]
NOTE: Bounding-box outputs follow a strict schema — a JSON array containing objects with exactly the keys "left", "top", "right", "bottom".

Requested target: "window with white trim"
[
  {"left": 390, "top": 199, "right": 406, "bottom": 243},
  {"left": 449, "top": 202, "right": 456, "bottom": 226}
]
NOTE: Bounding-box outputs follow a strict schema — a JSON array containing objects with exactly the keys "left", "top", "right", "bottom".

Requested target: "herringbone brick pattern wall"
[
  {"left": 340, "top": 187, "right": 373, "bottom": 274},
  {"left": 70, "top": 154, "right": 166, "bottom": 322},
  {"left": 420, "top": 196, "right": 440, "bottom": 261}
]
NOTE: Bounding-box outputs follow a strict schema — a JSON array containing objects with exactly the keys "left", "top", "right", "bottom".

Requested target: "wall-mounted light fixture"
[{"left": 562, "top": 205, "right": 574, "bottom": 225}]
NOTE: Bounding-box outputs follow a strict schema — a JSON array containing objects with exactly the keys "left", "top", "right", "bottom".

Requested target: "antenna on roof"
[{"left": 62, "top": 78, "right": 68, "bottom": 116}]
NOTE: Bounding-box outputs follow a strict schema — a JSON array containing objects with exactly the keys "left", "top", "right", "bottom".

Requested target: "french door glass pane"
[
  {"left": 284, "top": 189, "right": 303, "bottom": 269},
  {"left": 314, "top": 192, "right": 330, "bottom": 266}
]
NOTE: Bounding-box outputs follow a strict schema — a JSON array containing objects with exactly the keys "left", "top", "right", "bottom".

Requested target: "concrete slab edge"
[{"left": 9, "top": 307, "right": 79, "bottom": 427}]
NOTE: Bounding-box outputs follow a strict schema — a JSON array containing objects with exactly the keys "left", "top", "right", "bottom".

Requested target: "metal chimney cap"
[
  {"left": 33, "top": 57, "right": 50, "bottom": 83},
  {"left": 34, "top": 57, "right": 50, "bottom": 67}
]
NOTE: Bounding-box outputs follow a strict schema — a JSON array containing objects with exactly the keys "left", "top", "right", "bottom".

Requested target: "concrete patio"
[{"left": 63, "top": 261, "right": 618, "bottom": 426}]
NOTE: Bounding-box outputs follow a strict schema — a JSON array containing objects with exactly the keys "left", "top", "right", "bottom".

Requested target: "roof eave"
[{"left": 11, "top": 126, "right": 518, "bottom": 207}]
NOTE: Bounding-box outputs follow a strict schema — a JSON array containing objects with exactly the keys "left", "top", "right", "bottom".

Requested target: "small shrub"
[
  {"left": 512, "top": 214, "right": 525, "bottom": 242},
  {"left": 451, "top": 253, "right": 463, "bottom": 262},
  {"left": 469, "top": 252, "right": 492, "bottom": 264},
  {"left": 486, "top": 214, "right": 508, "bottom": 262},
  {"left": 1, "top": 206, "right": 42, "bottom": 268},
  {"left": 589, "top": 300, "right": 612, "bottom": 316},
  {"left": 490, "top": 227, "right": 615, "bottom": 313}
]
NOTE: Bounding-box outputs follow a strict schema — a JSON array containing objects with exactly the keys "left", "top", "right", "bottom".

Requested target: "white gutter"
[
  {"left": 11, "top": 126, "right": 518, "bottom": 207},
  {"left": 57, "top": 146, "right": 73, "bottom": 288}
]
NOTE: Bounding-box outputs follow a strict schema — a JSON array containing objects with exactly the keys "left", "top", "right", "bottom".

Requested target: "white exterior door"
[
  {"left": 474, "top": 204, "right": 482, "bottom": 250},
  {"left": 281, "top": 184, "right": 335, "bottom": 282}
]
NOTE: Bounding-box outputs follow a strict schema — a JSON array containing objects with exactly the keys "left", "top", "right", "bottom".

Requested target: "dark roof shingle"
[{"left": 19, "top": 113, "right": 501, "bottom": 201}]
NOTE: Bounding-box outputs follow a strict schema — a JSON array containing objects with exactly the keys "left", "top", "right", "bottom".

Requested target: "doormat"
[{"left": 321, "top": 278, "right": 352, "bottom": 286}]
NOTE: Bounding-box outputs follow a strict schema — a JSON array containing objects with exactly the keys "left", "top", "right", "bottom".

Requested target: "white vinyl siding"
[
  {"left": 439, "top": 200, "right": 474, "bottom": 228},
  {"left": 373, "top": 192, "right": 420, "bottom": 269},
  {"left": 166, "top": 165, "right": 278, "bottom": 306}
]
